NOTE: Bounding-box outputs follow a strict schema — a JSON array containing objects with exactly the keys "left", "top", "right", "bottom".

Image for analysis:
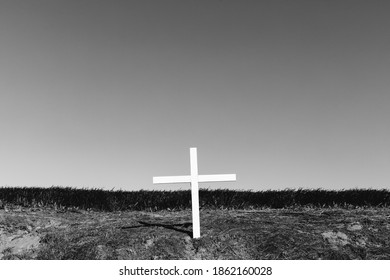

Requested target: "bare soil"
[{"left": 1, "top": 206, "right": 389, "bottom": 259}]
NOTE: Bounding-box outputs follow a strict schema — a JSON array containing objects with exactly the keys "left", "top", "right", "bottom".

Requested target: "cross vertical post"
[
  {"left": 153, "top": 147, "right": 236, "bottom": 238},
  {"left": 190, "top": 147, "right": 200, "bottom": 238}
]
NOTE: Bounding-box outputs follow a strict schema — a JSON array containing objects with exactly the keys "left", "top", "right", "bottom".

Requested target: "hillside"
[{"left": 1, "top": 206, "right": 389, "bottom": 260}]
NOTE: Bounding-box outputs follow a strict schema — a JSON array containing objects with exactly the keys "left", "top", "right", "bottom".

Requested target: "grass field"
[
  {"left": 1, "top": 187, "right": 389, "bottom": 260},
  {"left": 1, "top": 186, "right": 390, "bottom": 211}
]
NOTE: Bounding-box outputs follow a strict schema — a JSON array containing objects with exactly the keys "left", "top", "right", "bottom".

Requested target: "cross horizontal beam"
[
  {"left": 198, "top": 174, "right": 236, "bottom": 182},
  {"left": 153, "top": 174, "right": 236, "bottom": 184},
  {"left": 153, "top": 175, "right": 191, "bottom": 184}
]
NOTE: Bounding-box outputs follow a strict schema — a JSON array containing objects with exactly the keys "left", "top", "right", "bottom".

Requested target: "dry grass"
[{"left": 1, "top": 206, "right": 389, "bottom": 260}]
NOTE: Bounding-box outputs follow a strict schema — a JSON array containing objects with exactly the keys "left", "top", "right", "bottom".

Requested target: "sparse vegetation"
[
  {"left": 1, "top": 207, "right": 390, "bottom": 260},
  {"left": 1, "top": 186, "right": 390, "bottom": 211},
  {"left": 1, "top": 186, "right": 390, "bottom": 260}
]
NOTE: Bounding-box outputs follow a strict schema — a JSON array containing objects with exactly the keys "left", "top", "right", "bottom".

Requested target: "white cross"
[{"left": 153, "top": 147, "right": 236, "bottom": 238}]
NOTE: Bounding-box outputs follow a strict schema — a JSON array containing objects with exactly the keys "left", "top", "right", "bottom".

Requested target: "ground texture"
[{"left": 1, "top": 206, "right": 389, "bottom": 259}]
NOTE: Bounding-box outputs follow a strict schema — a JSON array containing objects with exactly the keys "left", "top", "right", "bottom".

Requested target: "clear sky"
[{"left": 1, "top": 0, "right": 389, "bottom": 191}]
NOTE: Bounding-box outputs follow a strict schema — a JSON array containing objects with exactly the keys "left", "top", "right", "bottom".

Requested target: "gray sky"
[{"left": 1, "top": 0, "right": 389, "bottom": 191}]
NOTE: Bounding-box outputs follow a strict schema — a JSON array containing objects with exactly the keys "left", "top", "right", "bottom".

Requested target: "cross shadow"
[{"left": 121, "top": 221, "right": 193, "bottom": 238}]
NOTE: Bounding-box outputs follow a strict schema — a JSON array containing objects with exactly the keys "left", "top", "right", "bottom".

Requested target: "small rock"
[
  {"left": 356, "top": 237, "right": 367, "bottom": 247},
  {"left": 145, "top": 239, "right": 154, "bottom": 248},
  {"left": 368, "top": 227, "right": 378, "bottom": 232},
  {"left": 347, "top": 222, "right": 363, "bottom": 231},
  {"left": 322, "top": 231, "right": 349, "bottom": 249}
]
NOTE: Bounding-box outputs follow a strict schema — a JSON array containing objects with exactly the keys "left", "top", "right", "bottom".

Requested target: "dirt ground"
[{"left": 1, "top": 206, "right": 389, "bottom": 259}]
